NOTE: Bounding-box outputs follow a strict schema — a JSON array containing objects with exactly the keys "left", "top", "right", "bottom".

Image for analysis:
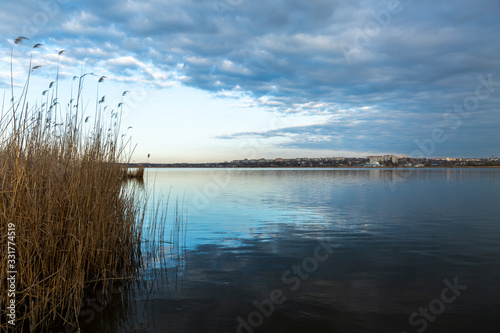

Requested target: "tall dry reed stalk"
[{"left": 0, "top": 37, "right": 165, "bottom": 332}]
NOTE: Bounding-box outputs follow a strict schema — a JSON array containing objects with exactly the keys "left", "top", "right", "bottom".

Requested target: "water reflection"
[{"left": 82, "top": 168, "right": 500, "bottom": 332}]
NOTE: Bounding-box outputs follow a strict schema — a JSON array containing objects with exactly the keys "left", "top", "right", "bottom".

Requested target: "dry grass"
[
  {"left": 0, "top": 38, "right": 163, "bottom": 332},
  {"left": 125, "top": 165, "right": 145, "bottom": 180}
]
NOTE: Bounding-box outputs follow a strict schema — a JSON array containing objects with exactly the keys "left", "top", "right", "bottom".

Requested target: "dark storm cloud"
[{"left": 1, "top": 0, "right": 499, "bottom": 156}]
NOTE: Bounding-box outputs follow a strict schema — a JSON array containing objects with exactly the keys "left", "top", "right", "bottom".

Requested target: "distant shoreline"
[
  {"left": 125, "top": 156, "right": 499, "bottom": 169},
  {"left": 126, "top": 164, "right": 500, "bottom": 169}
]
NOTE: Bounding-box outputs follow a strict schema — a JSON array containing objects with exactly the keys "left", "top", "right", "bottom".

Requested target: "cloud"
[{"left": 1, "top": 0, "right": 499, "bottom": 156}]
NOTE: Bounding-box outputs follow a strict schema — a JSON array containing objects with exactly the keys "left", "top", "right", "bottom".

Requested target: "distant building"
[
  {"left": 367, "top": 156, "right": 381, "bottom": 163},
  {"left": 384, "top": 155, "right": 399, "bottom": 164},
  {"left": 368, "top": 155, "right": 399, "bottom": 164}
]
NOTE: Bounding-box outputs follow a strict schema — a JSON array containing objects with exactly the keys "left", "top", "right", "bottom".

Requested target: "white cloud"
[
  {"left": 219, "top": 60, "right": 251, "bottom": 76},
  {"left": 108, "top": 56, "right": 146, "bottom": 68}
]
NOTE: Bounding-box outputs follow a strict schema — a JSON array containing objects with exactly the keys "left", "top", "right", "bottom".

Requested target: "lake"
[{"left": 81, "top": 168, "right": 500, "bottom": 333}]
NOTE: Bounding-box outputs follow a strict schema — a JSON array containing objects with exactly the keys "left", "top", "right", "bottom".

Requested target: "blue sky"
[{"left": 1, "top": 0, "right": 499, "bottom": 162}]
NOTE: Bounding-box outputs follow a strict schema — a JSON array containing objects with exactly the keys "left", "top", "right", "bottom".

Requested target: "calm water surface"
[{"left": 82, "top": 168, "right": 500, "bottom": 333}]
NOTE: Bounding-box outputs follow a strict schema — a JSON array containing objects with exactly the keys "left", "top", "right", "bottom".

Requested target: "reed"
[
  {"left": 125, "top": 165, "right": 145, "bottom": 180},
  {"left": 0, "top": 38, "right": 164, "bottom": 332}
]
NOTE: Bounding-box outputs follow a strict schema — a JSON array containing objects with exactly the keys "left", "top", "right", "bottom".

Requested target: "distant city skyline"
[
  {"left": 130, "top": 154, "right": 499, "bottom": 167},
  {"left": 1, "top": 0, "right": 499, "bottom": 163}
]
